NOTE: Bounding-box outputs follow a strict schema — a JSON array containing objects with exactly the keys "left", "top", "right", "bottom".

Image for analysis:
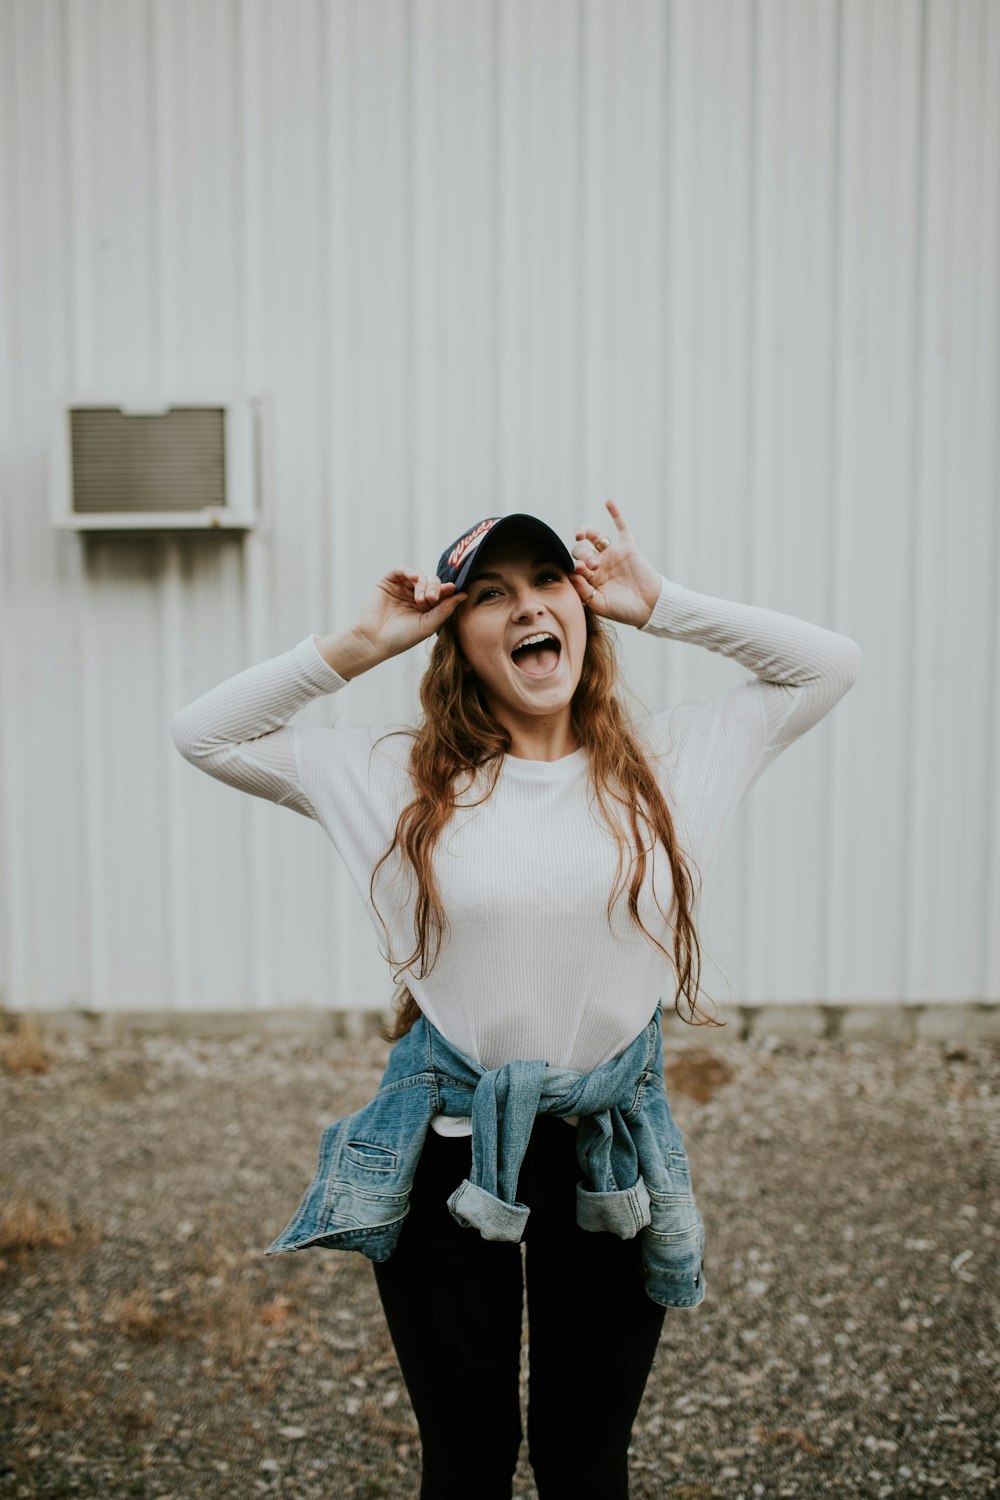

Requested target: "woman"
[{"left": 169, "top": 500, "right": 861, "bottom": 1499}]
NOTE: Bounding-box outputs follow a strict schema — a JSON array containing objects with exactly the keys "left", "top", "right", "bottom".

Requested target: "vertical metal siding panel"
[
  {"left": 112, "top": 1, "right": 226, "bottom": 1012},
  {"left": 0, "top": 3, "right": 12, "bottom": 1016},
  {"left": 777, "top": 0, "right": 841, "bottom": 1003},
  {"left": 238, "top": 0, "right": 286, "bottom": 1014},
  {"left": 950, "top": 0, "right": 999, "bottom": 999},
  {"left": 396, "top": 0, "right": 435, "bottom": 834},
  {"left": 160, "top": 0, "right": 203, "bottom": 1017},
  {"left": 508, "top": 1, "right": 544, "bottom": 512},
  {"left": 743, "top": 0, "right": 786, "bottom": 999},
  {"left": 3, "top": 1, "right": 76, "bottom": 1014},
  {"left": 349, "top": 0, "right": 400, "bottom": 603},
  {"left": 158, "top": 0, "right": 281, "bottom": 1015},
  {"left": 25, "top": 1, "right": 109, "bottom": 1013},
  {"left": 0, "top": 4, "right": 23, "bottom": 1012},
  {"left": 698, "top": 0, "right": 847, "bottom": 1006},
  {"left": 579, "top": 0, "right": 670, "bottom": 578},
  {"left": 830, "top": 0, "right": 871, "bottom": 1002},
  {"left": 495, "top": 0, "right": 520, "bottom": 538},
  {"left": 908, "top": 0, "right": 957, "bottom": 1001},
  {"left": 65, "top": 0, "right": 95, "bottom": 382},
  {"left": 663, "top": 0, "right": 702, "bottom": 709},
  {"left": 982, "top": 3, "right": 1000, "bottom": 1001},
  {"left": 240, "top": 0, "right": 283, "bottom": 1015},
  {"left": 841, "top": 0, "right": 922, "bottom": 1001},
  {"left": 627, "top": 0, "right": 673, "bottom": 702},
  {"left": 7, "top": 2, "right": 36, "bottom": 1013},
  {"left": 46, "top": 1, "right": 101, "bottom": 1015},
  {"left": 545, "top": 0, "right": 582, "bottom": 538},
  {"left": 324, "top": 0, "right": 418, "bottom": 1005},
  {"left": 268, "top": 0, "right": 326, "bottom": 1008},
  {"left": 161, "top": 0, "right": 192, "bottom": 1017},
  {"left": 621, "top": 0, "right": 674, "bottom": 732},
  {"left": 297, "top": 0, "right": 338, "bottom": 1014},
  {"left": 579, "top": 0, "right": 606, "bottom": 538},
  {"left": 670, "top": 2, "right": 775, "bottom": 1003},
  {"left": 317, "top": 0, "right": 358, "bottom": 1010},
  {"left": 156, "top": 0, "right": 247, "bottom": 1014},
  {"left": 410, "top": 0, "right": 438, "bottom": 638},
  {"left": 838, "top": 0, "right": 877, "bottom": 1000},
  {"left": 118, "top": 0, "right": 153, "bottom": 381}
]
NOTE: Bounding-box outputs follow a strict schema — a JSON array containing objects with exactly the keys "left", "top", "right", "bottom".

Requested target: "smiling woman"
[
  {"left": 369, "top": 511, "right": 707, "bottom": 1045},
  {"left": 168, "top": 500, "right": 862, "bottom": 1498},
  {"left": 449, "top": 538, "right": 589, "bottom": 761}
]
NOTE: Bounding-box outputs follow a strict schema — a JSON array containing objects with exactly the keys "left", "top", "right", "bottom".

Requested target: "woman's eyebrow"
[{"left": 471, "top": 555, "right": 560, "bottom": 582}]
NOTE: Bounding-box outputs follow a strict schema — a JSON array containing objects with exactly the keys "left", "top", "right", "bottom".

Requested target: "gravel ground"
[{"left": 0, "top": 1026, "right": 997, "bottom": 1500}]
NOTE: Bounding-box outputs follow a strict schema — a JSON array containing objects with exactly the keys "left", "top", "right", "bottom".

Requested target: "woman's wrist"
[
  {"left": 315, "top": 629, "right": 385, "bottom": 680},
  {"left": 637, "top": 572, "right": 664, "bottom": 625}
]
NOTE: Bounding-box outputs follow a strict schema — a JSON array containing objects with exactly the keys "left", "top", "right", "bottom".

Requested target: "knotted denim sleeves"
[
  {"left": 440, "top": 1035, "right": 657, "bottom": 1249},
  {"left": 264, "top": 1004, "right": 706, "bottom": 1310}
]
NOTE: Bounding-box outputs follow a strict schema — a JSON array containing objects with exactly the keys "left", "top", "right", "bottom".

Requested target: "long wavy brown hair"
[{"left": 370, "top": 603, "right": 724, "bottom": 1041}]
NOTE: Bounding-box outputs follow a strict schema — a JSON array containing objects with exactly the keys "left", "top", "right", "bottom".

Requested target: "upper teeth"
[{"left": 512, "top": 632, "right": 558, "bottom": 652}]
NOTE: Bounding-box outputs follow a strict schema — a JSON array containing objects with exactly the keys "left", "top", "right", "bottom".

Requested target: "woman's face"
[{"left": 451, "top": 536, "right": 587, "bottom": 730}]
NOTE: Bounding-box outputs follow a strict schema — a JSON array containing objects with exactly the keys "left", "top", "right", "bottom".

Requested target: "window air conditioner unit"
[{"left": 50, "top": 392, "right": 271, "bottom": 532}]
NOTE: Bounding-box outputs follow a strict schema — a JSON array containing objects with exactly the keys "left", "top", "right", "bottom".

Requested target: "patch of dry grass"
[
  {"left": 102, "top": 1284, "right": 174, "bottom": 1341},
  {"left": 10, "top": 1360, "right": 100, "bottom": 1437},
  {"left": 97, "top": 1249, "right": 314, "bottom": 1388},
  {"left": 1, "top": 1014, "right": 50, "bottom": 1074},
  {"left": 664, "top": 1048, "right": 737, "bottom": 1103},
  {"left": 0, "top": 1188, "right": 98, "bottom": 1254}
]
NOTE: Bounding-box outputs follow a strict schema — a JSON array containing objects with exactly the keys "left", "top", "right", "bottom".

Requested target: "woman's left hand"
[{"left": 569, "top": 500, "right": 663, "bottom": 628}]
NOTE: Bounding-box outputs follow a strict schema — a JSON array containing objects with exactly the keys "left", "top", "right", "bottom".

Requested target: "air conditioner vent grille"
[{"left": 69, "top": 407, "right": 226, "bottom": 513}]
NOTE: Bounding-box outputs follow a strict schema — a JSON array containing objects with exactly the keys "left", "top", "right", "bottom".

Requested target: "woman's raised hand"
[
  {"left": 335, "top": 569, "right": 467, "bottom": 675},
  {"left": 569, "top": 500, "right": 663, "bottom": 628}
]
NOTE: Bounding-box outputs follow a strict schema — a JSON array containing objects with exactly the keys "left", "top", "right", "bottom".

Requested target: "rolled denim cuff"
[
  {"left": 576, "top": 1177, "right": 651, "bottom": 1239},
  {"left": 446, "top": 1179, "right": 530, "bottom": 1242}
]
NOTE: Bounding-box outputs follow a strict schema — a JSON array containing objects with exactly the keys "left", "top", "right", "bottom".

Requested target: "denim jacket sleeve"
[{"left": 264, "top": 1006, "right": 706, "bottom": 1310}]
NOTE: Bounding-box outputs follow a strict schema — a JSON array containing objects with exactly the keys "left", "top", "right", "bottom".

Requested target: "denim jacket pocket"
[
  {"left": 667, "top": 1149, "right": 691, "bottom": 1180},
  {"left": 646, "top": 1187, "right": 703, "bottom": 1246},
  {"left": 647, "top": 1143, "right": 702, "bottom": 1252},
  {"left": 621, "top": 1068, "right": 655, "bottom": 1121},
  {"left": 343, "top": 1140, "right": 399, "bottom": 1174}
]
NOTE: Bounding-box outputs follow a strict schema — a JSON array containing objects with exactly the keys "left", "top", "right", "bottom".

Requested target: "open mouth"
[{"left": 510, "top": 634, "right": 562, "bottom": 678}]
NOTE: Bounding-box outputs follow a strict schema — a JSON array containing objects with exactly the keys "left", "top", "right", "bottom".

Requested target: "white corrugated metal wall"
[{"left": 0, "top": 0, "right": 996, "bottom": 1017}]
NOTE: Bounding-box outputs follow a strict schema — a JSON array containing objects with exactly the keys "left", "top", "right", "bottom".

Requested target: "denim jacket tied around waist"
[{"left": 265, "top": 1002, "right": 706, "bottom": 1311}]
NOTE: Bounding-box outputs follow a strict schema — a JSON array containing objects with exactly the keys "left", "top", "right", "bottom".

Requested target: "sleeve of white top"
[
  {"left": 638, "top": 575, "right": 862, "bottom": 876},
  {"left": 168, "top": 634, "right": 351, "bottom": 821}
]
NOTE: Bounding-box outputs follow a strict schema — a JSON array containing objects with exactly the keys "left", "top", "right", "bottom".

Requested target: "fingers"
[
  {"left": 574, "top": 503, "right": 632, "bottom": 576},
  {"left": 428, "top": 587, "right": 467, "bottom": 615},
  {"left": 396, "top": 570, "right": 466, "bottom": 613},
  {"left": 409, "top": 572, "right": 440, "bottom": 605},
  {"left": 576, "top": 500, "right": 631, "bottom": 550},
  {"left": 572, "top": 533, "right": 607, "bottom": 573},
  {"left": 571, "top": 540, "right": 601, "bottom": 563},
  {"left": 604, "top": 498, "right": 631, "bottom": 535}
]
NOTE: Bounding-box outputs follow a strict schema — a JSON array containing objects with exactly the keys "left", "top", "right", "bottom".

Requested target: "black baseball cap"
[{"left": 435, "top": 514, "right": 576, "bottom": 592}]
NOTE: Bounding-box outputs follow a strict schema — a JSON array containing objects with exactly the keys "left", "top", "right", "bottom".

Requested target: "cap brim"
[{"left": 452, "top": 514, "right": 576, "bottom": 592}]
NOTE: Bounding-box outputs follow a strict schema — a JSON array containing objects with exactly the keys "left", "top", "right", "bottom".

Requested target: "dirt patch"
[{"left": 1, "top": 1030, "right": 997, "bottom": 1498}]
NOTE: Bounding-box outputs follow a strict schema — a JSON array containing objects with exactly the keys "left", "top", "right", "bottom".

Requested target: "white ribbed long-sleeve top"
[{"left": 169, "top": 576, "right": 861, "bottom": 1133}]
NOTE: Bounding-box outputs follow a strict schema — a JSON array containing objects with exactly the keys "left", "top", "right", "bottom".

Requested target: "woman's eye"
[{"left": 475, "top": 571, "right": 561, "bottom": 603}]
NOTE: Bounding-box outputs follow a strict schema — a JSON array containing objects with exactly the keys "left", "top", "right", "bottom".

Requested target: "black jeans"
[{"left": 372, "top": 1113, "right": 667, "bottom": 1500}]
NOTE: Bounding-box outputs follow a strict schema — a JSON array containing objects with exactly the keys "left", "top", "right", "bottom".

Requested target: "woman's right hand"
[{"left": 330, "top": 569, "right": 468, "bottom": 677}]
